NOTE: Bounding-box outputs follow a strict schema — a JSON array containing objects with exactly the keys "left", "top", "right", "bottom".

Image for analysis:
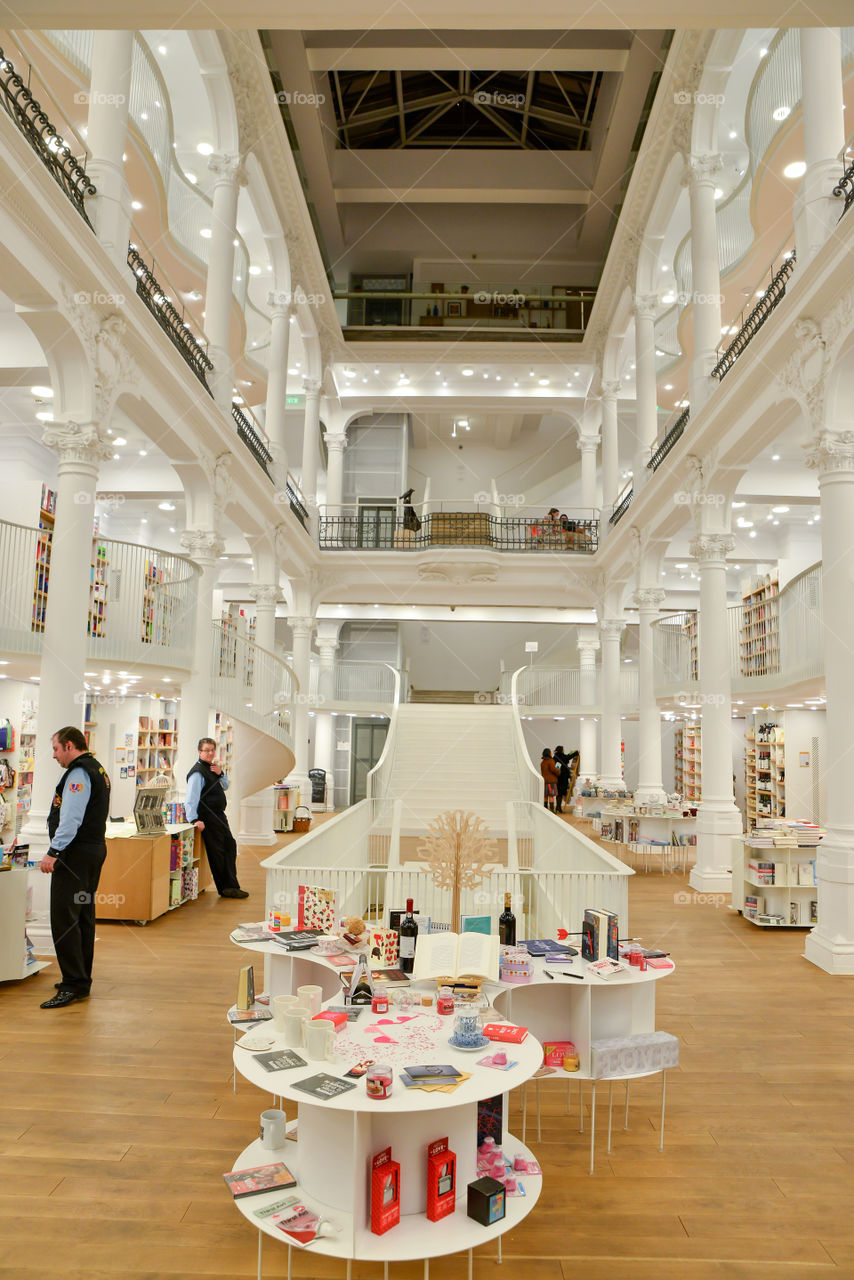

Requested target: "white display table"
[
  {"left": 231, "top": 996, "right": 544, "bottom": 1275},
  {"left": 230, "top": 934, "right": 349, "bottom": 1003}
]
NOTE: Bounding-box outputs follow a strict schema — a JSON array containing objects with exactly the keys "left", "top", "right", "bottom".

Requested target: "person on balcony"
[
  {"left": 38, "top": 726, "right": 111, "bottom": 1008},
  {"left": 540, "top": 747, "right": 559, "bottom": 813},
  {"left": 400, "top": 487, "right": 422, "bottom": 532},
  {"left": 553, "top": 744, "right": 571, "bottom": 813},
  {"left": 185, "top": 738, "right": 248, "bottom": 899}
]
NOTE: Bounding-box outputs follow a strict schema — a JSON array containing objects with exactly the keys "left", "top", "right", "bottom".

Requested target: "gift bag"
[
  {"left": 297, "top": 884, "right": 336, "bottom": 932},
  {"left": 368, "top": 927, "right": 399, "bottom": 965}
]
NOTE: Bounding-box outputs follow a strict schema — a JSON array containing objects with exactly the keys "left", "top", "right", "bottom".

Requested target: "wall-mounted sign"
[{"left": 799, "top": 751, "right": 810, "bottom": 767}]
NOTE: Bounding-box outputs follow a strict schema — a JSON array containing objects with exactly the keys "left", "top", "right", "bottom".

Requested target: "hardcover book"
[
  {"left": 404, "top": 1063, "right": 462, "bottom": 1080},
  {"left": 413, "top": 931, "right": 499, "bottom": 983},
  {"left": 227, "top": 1005, "right": 273, "bottom": 1025},
  {"left": 291, "top": 1073, "right": 357, "bottom": 1100},
  {"left": 254, "top": 1049, "right": 307, "bottom": 1072},
  {"left": 223, "top": 1162, "right": 297, "bottom": 1198}
]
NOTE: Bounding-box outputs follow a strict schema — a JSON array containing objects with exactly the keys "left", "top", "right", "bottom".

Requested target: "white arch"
[{"left": 189, "top": 31, "right": 241, "bottom": 156}]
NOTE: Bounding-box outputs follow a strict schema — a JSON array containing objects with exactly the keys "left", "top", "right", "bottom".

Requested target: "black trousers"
[
  {"left": 200, "top": 812, "right": 241, "bottom": 894},
  {"left": 50, "top": 845, "right": 106, "bottom": 994}
]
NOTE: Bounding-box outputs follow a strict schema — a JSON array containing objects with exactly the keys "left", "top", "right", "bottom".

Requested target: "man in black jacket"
[
  {"left": 185, "top": 737, "right": 248, "bottom": 899},
  {"left": 39, "top": 726, "right": 111, "bottom": 1008}
]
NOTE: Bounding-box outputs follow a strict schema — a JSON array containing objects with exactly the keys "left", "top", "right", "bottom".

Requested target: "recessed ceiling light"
[
  {"left": 538, "top": 378, "right": 550, "bottom": 386},
  {"left": 664, "top": 383, "right": 673, "bottom": 390},
  {"left": 728, "top": 129, "right": 737, "bottom": 139},
  {"left": 186, "top": 172, "right": 198, "bottom": 184},
  {"left": 131, "top": 200, "right": 142, "bottom": 210},
  {"left": 249, "top": 265, "right": 262, "bottom": 276},
  {"left": 158, "top": 43, "right": 167, "bottom": 53},
  {"left": 771, "top": 505, "right": 789, "bottom": 513},
  {"left": 169, "top": 527, "right": 176, "bottom": 533},
  {"left": 759, "top": 47, "right": 768, "bottom": 57},
  {"left": 772, "top": 106, "right": 791, "bottom": 121},
  {"left": 749, "top": 530, "right": 757, "bottom": 538},
  {"left": 200, "top": 227, "right": 212, "bottom": 239},
  {"left": 31, "top": 385, "right": 53, "bottom": 398},
  {"left": 462, "top": 368, "right": 474, "bottom": 376},
  {"left": 113, "top": 436, "right": 126, "bottom": 446},
  {"left": 771, "top": 454, "right": 780, "bottom": 461},
  {"left": 714, "top": 188, "right": 724, "bottom": 199},
  {"left": 196, "top": 142, "right": 214, "bottom": 156},
  {"left": 158, "top": 502, "right": 175, "bottom": 511},
  {"left": 783, "top": 160, "right": 806, "bottom": 179},
  {"left": 35, "top": 411, "right": 53, "bottom": 421}
]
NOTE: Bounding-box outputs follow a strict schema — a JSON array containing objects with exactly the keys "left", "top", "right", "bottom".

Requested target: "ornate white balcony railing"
[{"left": 309, "top": 660, "right": 398, "bottom": 708}]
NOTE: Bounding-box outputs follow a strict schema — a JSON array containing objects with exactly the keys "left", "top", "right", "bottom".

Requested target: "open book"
[{"left": 413, "top": 931, "right": 500, "bottom": 982}]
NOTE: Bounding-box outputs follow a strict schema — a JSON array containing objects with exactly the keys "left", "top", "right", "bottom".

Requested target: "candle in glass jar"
[{"left": 366, "top": 1064, "right": 394, "bottom": 1099}]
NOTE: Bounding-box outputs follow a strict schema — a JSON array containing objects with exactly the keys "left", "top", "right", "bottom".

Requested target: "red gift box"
[
  {"left": 426, "top": 1137, "right": 456, "bottom": 1222},
  {"left": 370, "top": 1147, "right": 400, "bottom": 1235},
  {"left": 312, "top": 1010, "right": 347, "bottom": 1033}
]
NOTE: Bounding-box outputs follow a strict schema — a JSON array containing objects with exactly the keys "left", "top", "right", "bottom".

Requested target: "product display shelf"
[
  {"left": 0, "top": 866, "right": 49, "bottom": 980},
  {"left": 88, "top": 538, "right": 109, "bottom": 638},
  {"left": 681, "top": 725, "right": 702, "bottom": 803},
  {"left": 96, "top": 821, "right": 210, "bottom": 923},
  {"left": 739, "top": 572, "right": 780, "bottom": 677},
  {"left": 231, "top": 995, "right": 544, "bottom": 1272},
  {"left": 744, "top": 733, "right": 757, "bottom": 829},
  {"left": 214, "top": 710, "right": 234, "bottom": 777},
  {"left": 136, "top": 700, "right": 179, "bottom": 787},
  {"left": 673, "top": 728, "right": 684, "bottom": 797},
  {"left": 31, "top": 485, "right": 55, "bottom": 634},
  {"left": 752, "top": 722, "right": 784, "bottom": 822},
  {"left": 732, "top": 836, "right": 819, "bottom": 927},
  {"left": 272, "top": 783, "right": 298, "bottom": 833},
  {"left": 140, "top": 557, "right": 175, "bottom": 645}
]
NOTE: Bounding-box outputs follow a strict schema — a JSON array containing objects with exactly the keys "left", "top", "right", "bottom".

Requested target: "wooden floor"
[{"left": 2, "top": 818, "right": 853, "bottom": 1280}]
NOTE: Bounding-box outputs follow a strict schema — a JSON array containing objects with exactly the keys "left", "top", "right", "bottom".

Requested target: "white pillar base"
[
  {"left": 804, "top": 928, "right": 854, "bottom": 975},
  {"left": 634, "top": 786, "right": 667, "bottom": 806},
  {"left": 237, "top": 790, "right": 278, "bottom": 847},
  {"left": 689, "top": 816, "right": 740, "bottom": 893},
  {"left": 688, "top": 861, "right": 733, "bottom": 894}
]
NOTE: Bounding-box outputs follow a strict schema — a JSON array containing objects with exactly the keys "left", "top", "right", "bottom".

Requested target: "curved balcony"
[
  {"left": 0, "top": 519, "right": 198, "bottom": 670},
  {"left": 308, "top": 660, "right": 400, "bottom": 712},
  {"left": 499, "top": 665, "right": 639, "bottom": 713},
  {"left": 319, "top": 503, "right": 599, "bottom": 554},
  {"left": 211, "top": 621, "right": 296, "bottom": 749}
]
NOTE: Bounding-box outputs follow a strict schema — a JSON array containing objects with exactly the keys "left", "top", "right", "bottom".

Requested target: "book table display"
[{"left": 231, "top": 994, "right": 544, "bottom": 1278}]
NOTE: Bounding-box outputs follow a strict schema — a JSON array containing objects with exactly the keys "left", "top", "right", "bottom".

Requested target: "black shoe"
[
  {"left": 220, "top": 888, "right": 249, "bottom": 899},
  {"left": 41, "top": 991, "right": 88, "bottom": 1009}
]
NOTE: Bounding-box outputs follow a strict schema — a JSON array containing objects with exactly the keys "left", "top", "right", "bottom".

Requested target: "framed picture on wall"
[
  {"left": 446, "top": 301, "right": 463, "bottom": 318},
  {"left": 120, "top": 767, "right": 128, "bottom": 779},
  {"left": 124, "top": 733, "right": 134, "bottom": 747},
  {"left": 126, "top": 750, "right": 135, "bottom": 766},
  {"left": 127, "top": 766, "right": 135, "bottom": 777},
  {"left": 116, "top": 749, "right": 126, "bottom": 764}
]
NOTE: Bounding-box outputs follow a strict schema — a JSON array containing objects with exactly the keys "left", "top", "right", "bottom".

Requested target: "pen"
[
  {"left": 561, "top": 973, "right": 585, "bottom": 979},
  {"left": 544, "top": 970, "right": 555, "bottom": 979}
]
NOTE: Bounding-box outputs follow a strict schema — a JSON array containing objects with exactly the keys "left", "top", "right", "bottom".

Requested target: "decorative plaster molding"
[
  {"left": 600, "top": 619, "right": 626, "bottom": 638},
  {"left": 208, "top": 152, "right": 248, "bottom": 187},
  {"left": 633, "top": 292, "right": 660, "bottom": 320},
  {"left": 288, "top": 615, "right": 316, "bottom": 637},
  {"left": 303, "top": 376, "right": 322, "bottom": 397},
  {"left": 199, "top": 450, "right": 234, "bottom": 515},
  {"left": 323, "top": 431, "right": 347, "bottom": 453},
  {"left": 267, "top": 290, "right": 296, "bottom": 314},
  {"left": 681, "top": 152, "right": 723, "bottom": 188},
  {"left": 417, "top": 562, "right": 498, "bottom": 583},
  {"left": 601, "top": 380, "right": 622, "bottom": 401},
  {"left": 41, "top": 419, "right": 113, "bottom": 467},
  {"left": 248, "top": 583, "right": 283, "bottom": 608},
  {"left": 180, "top": 529, "right": 225, "bottom": 563},
  {"left": 689, "top": 533, "right": 734, "bottom": 563},
  {"left": 805, "top": 430, "right": 854, "bottom": 476},
  {"left": 634, "top": 588, "right": 666, "bottom": 611}
]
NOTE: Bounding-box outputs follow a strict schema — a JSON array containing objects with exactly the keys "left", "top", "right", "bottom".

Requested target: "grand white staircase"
[{"left": 379, "top": 704, "right": 527, "bottom": 832}]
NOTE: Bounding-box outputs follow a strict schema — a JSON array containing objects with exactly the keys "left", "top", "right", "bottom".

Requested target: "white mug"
[
  {"left": 303, "top": 1019, "right": 335, "bottom": 1061},
  {"left": 259, "top": 1107, "right": 287, "bottom": 1150},
  {"left": 282, "top": 1009, "right": 309, "bottom": 1048},
  {"left": 297, "top": 984, "right": 323, "bottom": 1016},
  {"left": 273, "top": 994, "right": 299, "bottom": 1031}
]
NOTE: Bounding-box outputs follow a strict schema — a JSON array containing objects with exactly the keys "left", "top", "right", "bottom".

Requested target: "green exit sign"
[{"left": 286, "top": 395, "right": 303, "bottom": 406}]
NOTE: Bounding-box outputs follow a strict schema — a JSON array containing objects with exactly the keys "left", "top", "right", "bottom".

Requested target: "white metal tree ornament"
[{"left": 417, "top": 810, "right": 498, "bottom": 931}]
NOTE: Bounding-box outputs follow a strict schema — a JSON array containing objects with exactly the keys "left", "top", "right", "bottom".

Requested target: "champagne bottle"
[
  {"left": 397, "top": 898, "right": 418, "bottom": 974},
  {"left": 498, "top": 892, "right": 516, "bottom": 946},
  {"left": 348, "top": 953, "right": 374, "bottom": 1004}
]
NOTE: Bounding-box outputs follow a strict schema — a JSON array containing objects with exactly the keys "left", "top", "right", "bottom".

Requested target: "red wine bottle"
[
  {"left": 498, "top": 892, "right": 516, "bottom": 946},
  {"left": 397, "top": 898, "right": 418, "bottom": 973}
]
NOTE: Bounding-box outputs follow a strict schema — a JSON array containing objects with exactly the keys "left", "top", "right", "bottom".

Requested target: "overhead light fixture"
[
  {"left": 783, "top": 160, "right": 806, "bottom": 179},
  {"left": 538, "top": 378, "right": 550, "bottom": 386},
  {"left": 113, "top": 436, "right": 126, "bottom": 446},
  {"left": 35, "top": 411, "right": 54, "bottom": 421},
  {"left": 728, "top": 129, "right": 737, "bottom": 139},
  {"left": 196, "top": 141, "right": 214, "bottom": 156},
  {"left": 457, "top": 418, "right": 469, "bottom": 427},
  {"left": 185, "top": 172, "right": 198, "bottom": 184},
  {"left": 771, "top": 505, "right": 789, "bottom": 514},
  {"left": 31, "top": 385, "right": 53, "bottom": 398},
  {"left": 200, "top": 227, "right": 212, "bottom": 239},
  {"left": 158, "top": 502, "right": 176, "bottom": 511},
  {"left": 771, "top": 454, "right": 781, "bottom": 461},
  {"left": 772, "top": 106, "right": 791, "bottom": 121},
  {"left": 249, "top": 265, "right": 262, "bottom": 276},
  {"left": 462, "top": 367, "right": 474, "bottom": 376},
  {"left": 158, "top": 43, "right": 167, "bottom": 53}
]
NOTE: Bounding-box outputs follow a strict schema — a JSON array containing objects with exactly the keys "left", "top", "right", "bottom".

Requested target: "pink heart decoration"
[{"left": 373, "top": 1034, "right": 398, "bottom": 1044}]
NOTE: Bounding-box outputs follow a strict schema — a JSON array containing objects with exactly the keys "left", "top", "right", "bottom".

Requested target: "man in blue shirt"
[
  {"left": 185, "top": 737, "right": 248, "bottom": 899},
  {"left": 39, "top": 726, "right": 111, "bottom": 1008}
]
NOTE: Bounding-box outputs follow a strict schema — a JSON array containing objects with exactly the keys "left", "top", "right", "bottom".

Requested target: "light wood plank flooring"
[{"left": 1, "top": 816, "right": 852, "bottom": 1279}]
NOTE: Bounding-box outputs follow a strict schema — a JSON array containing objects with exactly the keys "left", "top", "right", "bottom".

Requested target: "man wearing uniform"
[
  {"left": 185, "top": 737, "right": 248, "bottom": 899},
  {"left": 39, "top": 726, "right": 111, "bottom": 1008}
]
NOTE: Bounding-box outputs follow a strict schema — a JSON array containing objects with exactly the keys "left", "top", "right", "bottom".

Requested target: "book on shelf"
[
  {"left": 222, "top": 1162, "right": 297, "bottom": 1198},
  {"left": 412, "top": 930, "right": 500, "bottom": 983}
]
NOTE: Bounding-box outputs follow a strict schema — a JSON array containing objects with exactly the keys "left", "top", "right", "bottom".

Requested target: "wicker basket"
[{"left": 291, "top": 805, "right": 312, "bottom": 834}]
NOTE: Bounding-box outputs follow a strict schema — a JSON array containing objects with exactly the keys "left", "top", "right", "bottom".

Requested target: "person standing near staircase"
[
  {"left": 540, "top": 748, "right": 559, "bottom": 813},
  {"left": 553, "top": 745, "right": 570, "bottom": 814},
  {"left": 185, "top": 738, "right": 248, "bottom": 899}
]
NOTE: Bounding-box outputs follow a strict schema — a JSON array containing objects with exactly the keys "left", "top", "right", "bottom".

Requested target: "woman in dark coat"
[
  {"left": 541, "top": 748, "right": 559, "bottom": 813},
  {"left": 553, "top": 744, "right": 570, "bottom": 813}
]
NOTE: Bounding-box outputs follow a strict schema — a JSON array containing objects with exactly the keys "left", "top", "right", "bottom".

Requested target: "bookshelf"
[
  {"left": 732, "top": 825, "right": 823, "bottom": 927},
  {"left": 95, "top": 823, "right": 211, "bottom": 923},
  {"left": 16, "top": 702, "right": 36, "bottom": 832},
  {"left": 747, "top": 720, "right": 784, "bottom": 825},
  {"left": 681, "top": 724, "right": 702, "bottom": 803},
  {"left": 88, "top": 538, "right": 110, "bottom": 638},
  {"left": 214, "top": 710, "right": 233, "bottom": 776},
  {"left": 739, "top": 573, "right": 779, "bottom": 677},
  {"left": 32, "top": 483, "right": 55, "bottom": 634},
  {"left": 683, "top": 612, "right": 699, "bottom": 682},
  {"left": 0, "top": 867, "right": 46, "bottom": 980},
  {"left": 136, "top": 698, "right": 179, "bottom": 788},
  {"left": 141, "top": 558, "right": 175, "bottom": 645}
]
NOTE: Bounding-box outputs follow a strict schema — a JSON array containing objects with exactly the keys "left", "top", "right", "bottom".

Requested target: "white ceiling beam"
[
  {"left": 335, "top": 187, "right": 591, "bottom": 204},
  {"left": 306, "top": 47, "right": 630, "bottom": 73}
]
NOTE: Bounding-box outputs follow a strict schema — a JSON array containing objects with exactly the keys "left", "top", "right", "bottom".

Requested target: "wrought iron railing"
[
  {"left": 318, "top": 511, "right": 599, "bottom": 553},
  {"left": 127, "top": 244, "right": 213, "bottom": 393},
  {"left": 285, "top": 482, "right": 309, "bottom": 529},
  {"left": 0, "top": 45, "right": 95, "bottom": 226},
  {"left": 711, "top": 252, "right": 797, "bottom": 381},
  {"left": 648, "top": 406, "right": 690, "bottom": 471},
  {"left": 232, "top": 403, "right": 273, "bottom": 478},
  {"left": 833, "top": 160, "right": 854, "bottom": 220},
  {"left": 608, "top": 486, "right": 633, "bottom": 525}
]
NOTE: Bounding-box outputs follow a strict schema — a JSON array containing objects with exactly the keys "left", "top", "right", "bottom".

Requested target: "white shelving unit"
[
  {"left": 0, "top": 866, "right": 49, "bottom": 981},
  {"left": 732, "top": 836, "right": 820, "bottom": 927}
]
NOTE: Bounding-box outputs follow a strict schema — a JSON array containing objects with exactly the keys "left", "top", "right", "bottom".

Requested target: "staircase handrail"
[
  {"left": 510, "top": 666, "right": 545, "bottom": 804},
  {"left": 366, "top": 664, "right": 403, "bottom": 800}
]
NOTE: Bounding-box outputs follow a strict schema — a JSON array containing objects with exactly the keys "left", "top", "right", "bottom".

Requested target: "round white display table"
[
  {"left": 231, "top": 1001, "right": 544, "bottom": 1276},
  {"left": 230, "top": 934, "right": 348, "bottom": 1003}
]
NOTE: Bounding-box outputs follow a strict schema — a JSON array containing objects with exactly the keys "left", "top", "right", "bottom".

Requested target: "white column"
[
  {"left": 634, "top": 588, "right": 666, "bottom": 805},
  {"left": 248, "top": 583, "right": 281, "bottom": 656},
  {"left": 598, "top": 620, "right": 625, "bottom": 791},
  {"left": 21, "top": 422, "right": 111, "bottom": 855},
  {"left": 316, "top": 636, "right": 339, "bottom": 706},
  {"left": 578, "top": 434, "right": 600, "bottom": 511},
  {"left": 632, "top": 293, "right": 659, "bottom": 483},
  {"left": 175, "top": 531, "right": 223, "bottom": 786},
  {"left": 577, "top": 629, "right": 600, "bottom": 784},
  {"left": 689, "top": 532, "right": 741, "bottom": 892},
  {"left": 85, "top": 30, "right": 132, "bottom": 268},
  {"left": 301, "top": 377, "right": 322, "bottom": 518},
  {"left": 324, "top": 430, "right": 347, "bottom": 517},
  {"left": 265, "top": 291, "right": 294, "bottom": 489},
  {"left": 205, "top": 154, "right": 247, "bottom": 412},
  {"left": 804, "top": 432, "right": 854, "bottom": 972},
  {"left": 312, "top": 714, "right": 335, "bottom": 810},
  {"left": 600, "top": 381, "right": 620, "bottom": 512},
  {"left": 288, "top": 614, "right": 315, "bottom": 804},
  {"left": 796, "top": 29, "right": 846, "bottom": 267},
  {"left": 683, "top": 155, "right": 723, "bottom": 411}
]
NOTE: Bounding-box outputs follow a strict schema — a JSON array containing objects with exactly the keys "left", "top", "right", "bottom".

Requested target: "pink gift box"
[{"left": 312, "top": 1010, "right": 347, "bottom": 1033}]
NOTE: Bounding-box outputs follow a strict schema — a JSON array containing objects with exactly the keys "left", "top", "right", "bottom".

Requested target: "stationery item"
[
  {"left": 524, "top": 938, "right": 573, "bottom": 956},
  {"left": 223, "top": 1162, "right": 297, "bottom": 1198},
  {"left": 272, "top": 1203, "right": 332, "bottom": 1246},
  {"left": 544, "top": 971, "right": 555, "bottom": 979},
  {"left": 273, "top": 994, "right": 300, "bottom": 1031},
  {"left": 477, "top": 1052, "right": 517, "bottom": 1071},
  {"left": 477, "top": 1094, "right": 503, "bottom": 1148},
  {"left": 230, "top": 924, "right": 275, "bottom": 943},
  {"left": 427, "top": 1137, "right": 456, "bottom": 1221},
  {"left": 325, "top": 1005, "right": 363, "bottom": 1023},
  {"left": 371, "top": 1147, "right": 400, "bottom": 1235},
  {"left": 542, "top": 1040, "right": 575, "bottom": 1067},
  {"left": 236, "top": 964, "right": 255, "bottom": 1012},
  {"left": 399, "top": 1070, "right": 472, "bottom": 1093},
  {"left": 254, "top": 1049, "right": 307, "bottom": 1073},
  {"left": 366, "top": 1063, "right": 394, "bottom": 1099},
  {"left": 297, "top": 884, "right": 336, "bottom": 932},
  {"left": 587, "top": 958, "right": 630, "bottom": 979},
  {"left": 303, "top": 1019, "right": 335, "bottom": 1061},
  {"left": 343, "top": 1059, "right": 374, "bottom": 1078},
  {"left": 461, "top": 914, "right": 492, "bottom": 936},
  {"left": 236, "top": 1031, "right": 278, "bottom": 1052},
  {"left": 227, "top": 1004, "right": 273, "bottom": 1025},
  {"left": 371, "top": 967, "right": 411, "bottom": 984},
  {"left": 482, "top": 1023, "right": 529, "bottom": 1044},
  {"left": 291, "top": 1073, "right": 357, "bottom": 1100},
  {"left": 367, "top": 926, "right": 399, "bottom": 965},
  {"left": 413, "top": 931, "right": 500, "bottom": 983},
  {"left": 404, "top": 1063, "right": 462, "bottom": 1080},
  {"left": 259, "top": 1108, "right": 287, "bottom": 1150},
  {"left": 253, "top": 1195, "right": 302, "bottom": 1220},
  {"left": 467, "top": 1176, "right": 506, "bottom": 1226},
  {"left": 297, "top": 984, "right": 323, "bottom": 1016},
  {"left": 560, "top": 972, "right": 586, "bottom": 980}
]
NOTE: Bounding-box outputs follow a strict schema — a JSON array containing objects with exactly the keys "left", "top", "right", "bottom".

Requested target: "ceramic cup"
[
  {"left": 297, "top": 985, "right": 323, "bottom": 1017},
  {"left": 259, "top": 1107, "right": 287, "bottom": 1149},
  {"left": 315, "top": 936, "right": 341, "bottom": 955},
  {"left": 282, "top": 1008, "right": 309, "bottom": 1048},
  {"left": 303, "top": 1019, "right": 335, "bottom": 1061},
  {"left": 273, "top": 994, "right": 299, "bottom": 1031}
]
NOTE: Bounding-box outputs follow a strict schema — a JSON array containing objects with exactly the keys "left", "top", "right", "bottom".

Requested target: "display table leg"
[
  {"left": 522, "top": 1084, "right": 527, "bottom": 1145},
  {"left": 607, "top": 1081, "right": 614, "bottom": 1153},
  {"left": 566, "top": 1080, "right": 572, "bottom": 1115},
  {"left": 589, "top": 1083, "right": 596, "bottom": 1174},
  {"left": 660, "top": 1070, "right": 667, "bottom": 1151},
  {"left": 287, "top": 1244, "right": 292, "bottom": 1280},
  {"left": 536, "top": 1079, "right": 542, "bottom": 1143},
  {"left": 498, "top": 1235, "right": 503, "bottom": 1264},
  {"left": 468, "top": 1248, "right": 473, "bottom": 1280},
  {"left": 346, "top": 1260, "right": 352, "bottom": 1280},
  {"left": 424, "top": 1260, "right": 429, "bottom": 1279},
  {"left": 233, "top": 1029, "right": 238, "bottom": 1094},
  {"left": 256, "top": 1229, "right": 262, "bottom": 1280},
  {"left": 624, "top": 1080, "right": 631, "bottom": 1130},
  {"left": 383, "top": 1263, "right": 389, "bottom": 1280}
]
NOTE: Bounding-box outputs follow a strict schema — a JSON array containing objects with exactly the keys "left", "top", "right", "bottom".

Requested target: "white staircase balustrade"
[
  {"left": 210, "top": 621, "right": 296, "bottom": 749},
  {"left": 778, "top": 563, "right": 822, "bottom": 681},
  {"left": 309, "top": 659, "right": 398, "bottom": 709}
]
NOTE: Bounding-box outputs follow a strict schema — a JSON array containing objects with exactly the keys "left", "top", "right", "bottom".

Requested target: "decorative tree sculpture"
[{"left": 417, "top": 810, "right": 498, "bottom": 931}]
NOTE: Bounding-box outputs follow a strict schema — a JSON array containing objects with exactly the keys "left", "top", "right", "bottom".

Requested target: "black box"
[{"left": 466, "top": 1176, "right": 506, "bottom": 1226}]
